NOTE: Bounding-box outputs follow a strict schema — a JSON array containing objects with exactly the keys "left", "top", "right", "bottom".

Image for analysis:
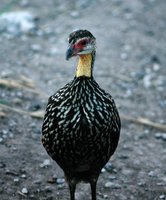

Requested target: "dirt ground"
[{"left": 0, "top": 0, "right": 166, "bottom": 199}]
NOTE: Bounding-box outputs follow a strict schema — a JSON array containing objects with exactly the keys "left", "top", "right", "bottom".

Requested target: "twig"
[
  {"left": 0, "top": 103, "right": 44, "bottom": 119},
  {"left": 0, "top": 78, "right": 34, "bottom": 89},
  {"left": 0, "top": 103, "right": 166, "bottom": 131},
  {"left": 121, "top": 114, "right": 166, "bottom": 132},
  {"left": 0, "top": 78, "right": 48, "bottom": 98},
  {"left": 17, "top": 191, "right": 27, "bottom": 197}
]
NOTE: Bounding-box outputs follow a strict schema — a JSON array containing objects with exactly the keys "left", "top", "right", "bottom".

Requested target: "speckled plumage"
[{"left": 42, "top": 30, "right": 121, "bottom": 200}]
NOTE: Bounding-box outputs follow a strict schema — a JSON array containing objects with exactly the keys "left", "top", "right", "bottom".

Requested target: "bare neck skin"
[{"left": 76, "top": 54, "right": 93, "bottom": 78}]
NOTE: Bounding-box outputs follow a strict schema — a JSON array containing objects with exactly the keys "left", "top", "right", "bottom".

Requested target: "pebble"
[
  {"left": 153, "top": 63, "right": 160, "bottom": 71},
  {"left": 103, "top": 194, "right": 108, "bottom": 199},
  {"left": 125, "top": 89, "right": 132, "bottom": 98},
  {"left": 143, "top": 74, "right": 152, "bottom": 88},
  {"left": 21, "top": 187, "right": 28, "bottom": 194},
  {"left": 56, "top": 178, "right": 65, "bottom": 185},
  {"left": 159, "top": 195, "right": 165, "bottom": 199},
  {"left": 104, "top": 162, "right": 112, "bottom": 172},
  {"left": 34, "top": 179, "right": 42, "bottom": 184},
  {"left": 148, "top": 171, "right": 156, "bottom": 177},
  {"left": 155, "top": 133, "right": 166, "bottom": 141},
  {"left": 44, "top": 186, "right": 52, "bottom": 193},
  {"left": 30, "top": 44, "right": 42, "bottom": 52},
  {"left": 105, "top": 182, "right": 121, "bottom": 189},
  {"left": 0, "top": 138, "right": 3, "bottom": 143},
  {"left": 109, "top": 175, "right": 116, "bottom": 180},
  {"left": 101, "top": 168, "right": 106, "bottom": 173},
  {"left": 123, "top": 44, "right": 132, "bottom": 51},
  {"left": 40, "top": 159, "right": 51, "bottom": 168},
  {"left": 14, "top": 177, "right": 20, "bottom": 183},
  {"left": 137, "top": 182, "right": 145, "bottom": 187},
  {"left": 120, "top": 52, "right": 128, "bottom": 60},
  {"left": 50, "top": 47, "right": 58, "bottom": 56},
  {"left": 70, "top": 11, "right": 80, "bottom": 18},
  {"left": 21, "top": 174, "right": 27, "bottom": 179},
  {"left": 0, "top": 162, "right": 6, "bottom": 168}
]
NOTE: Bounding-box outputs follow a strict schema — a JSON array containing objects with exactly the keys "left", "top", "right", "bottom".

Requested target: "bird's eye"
[{"left": 80, "top": 40, "right": 87, "bottom": 46}]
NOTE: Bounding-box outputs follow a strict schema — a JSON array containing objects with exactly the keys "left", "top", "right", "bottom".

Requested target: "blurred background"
[{"left": 0, "top": 0, "right": 166, "bottom": 199}]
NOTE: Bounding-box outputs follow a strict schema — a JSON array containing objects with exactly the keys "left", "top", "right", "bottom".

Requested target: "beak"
[{"left": 66, "top": 46, "right": 74, "bottom": 60}]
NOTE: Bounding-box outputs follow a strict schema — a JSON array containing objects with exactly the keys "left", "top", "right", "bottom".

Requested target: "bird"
[{"left": 41, "top": 29, "right": 121, "bottom": 200}]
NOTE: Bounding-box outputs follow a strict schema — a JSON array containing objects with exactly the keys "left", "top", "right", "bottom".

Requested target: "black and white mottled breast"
[{"left": 42, "top": 77, "right": 120, "bottom": 170}]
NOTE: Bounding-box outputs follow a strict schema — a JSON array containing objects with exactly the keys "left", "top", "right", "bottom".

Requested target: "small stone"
[
  {"left": 155, "top": 133, "right": 162, "bottom": 139},
  {"left": 155, "top": 133, "right": 166, "bottom": 141},
  {"left": 43, "top": 159, "right": 51, "bottom": 166},
  {"left": 157, "top": 182, "right": 165, "bottom": 186},
  {"left": 161, "top": 134, "right": 166, "bottom": 141},
  {"left": 56, "top": 178, "right": 65, "bottom": 185},
  {"left": 40, "top": 159, "right": 51, "bottom": 168},
  {"left": 2, "top": 130, "right": 8, "bottom": 135},
  {"left": 105, "top": 182, "right": 121, "bottom": 189},
  {"left": 34, "top": 179, "right": 42, "bottom": 184},
  {"left": 104, "top": 162, "right": 112, "bottom": 172},
  {"left": 70, "top": 11, "right": 80, "bottom": 18},
  {"left": 22, "top": 187, "right": 28, "bottom": 194},
  {"left": 1, "top": 69, "right": 12, "bottom": 77},
  {"left": 159, "top": 195, "right": 165, "bottom": 199},
  {"left": 0, "top": 162, "right": 6, "bottom": 168},
  {"left": 101, "top": 168, "right": 106, "bottom": 173},
  {"left": 14, "top": 178, "right": 20, "bottom": 182},
  {"left": 21, "top": 174, "right": 27, "bottom": 179},
  {"left": 144, "top": 129, "right": 150, "bottom": 134},
  {"left": 57, "top": 184, "right": 65, "bottom": 189},
  {"left": 153, "top": 63, "right": 160, "bottom": 71},
  {"left": 44, "top": 186, "right": 52, "bottom": 193},
  {"left": 109, "top": 175, "right": 116, "bottom": 180},
  {"left": 2, "top": 134, "right": 7, "bottom": 139},
  {"left": 29, "top": 194, "right": 35, "bottom": 198},
  {"left": 30, "top": 44, "right": 41, "bottom": 52},
  {"left": 103, "top": 194, "right": 108, "bottom": 199},
  {"left": 137, "top": 182, "right": 145, "bottom": 187},
  {"left": 123, "top": 44, "right": 132, "bottom": 51},
  {"left": 9, "top": 133, "right": 14, "bottom": 138},
  {"left": 120, "top": 52, "right": 128, "bottom": 60},
  {"left": 125, "top": 89, "right": 132, "bottom": 97},
  {"left": 143, "top": 74, "right": 152, "bottom": 88},
  {"left": 0, "top": 138, "right": 3, "bottom": 143},
  {"left": 148, "top": 171, "right": 155, "bottom": 177}
]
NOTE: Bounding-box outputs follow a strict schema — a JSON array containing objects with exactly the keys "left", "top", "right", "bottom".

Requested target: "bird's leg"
[
  {"left": 90, "top": 178, "right": 98, "bottom": 200},
  {"left": 68, "top": 180, "right": 76, "bottom": 200}
]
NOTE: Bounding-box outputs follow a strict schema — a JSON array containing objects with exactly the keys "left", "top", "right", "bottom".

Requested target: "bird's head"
[{"left": 66, "top": 29, "right": 96, "bottom": 60}]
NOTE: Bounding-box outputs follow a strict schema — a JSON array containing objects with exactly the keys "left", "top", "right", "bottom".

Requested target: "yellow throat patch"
[{"left": 76, "top": 54, "right": 92, "bottom": 77}]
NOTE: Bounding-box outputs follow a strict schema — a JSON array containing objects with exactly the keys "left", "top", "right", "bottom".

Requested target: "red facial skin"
[{"left": 73, "top": 39, "right": 89, "bottom": 53}]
